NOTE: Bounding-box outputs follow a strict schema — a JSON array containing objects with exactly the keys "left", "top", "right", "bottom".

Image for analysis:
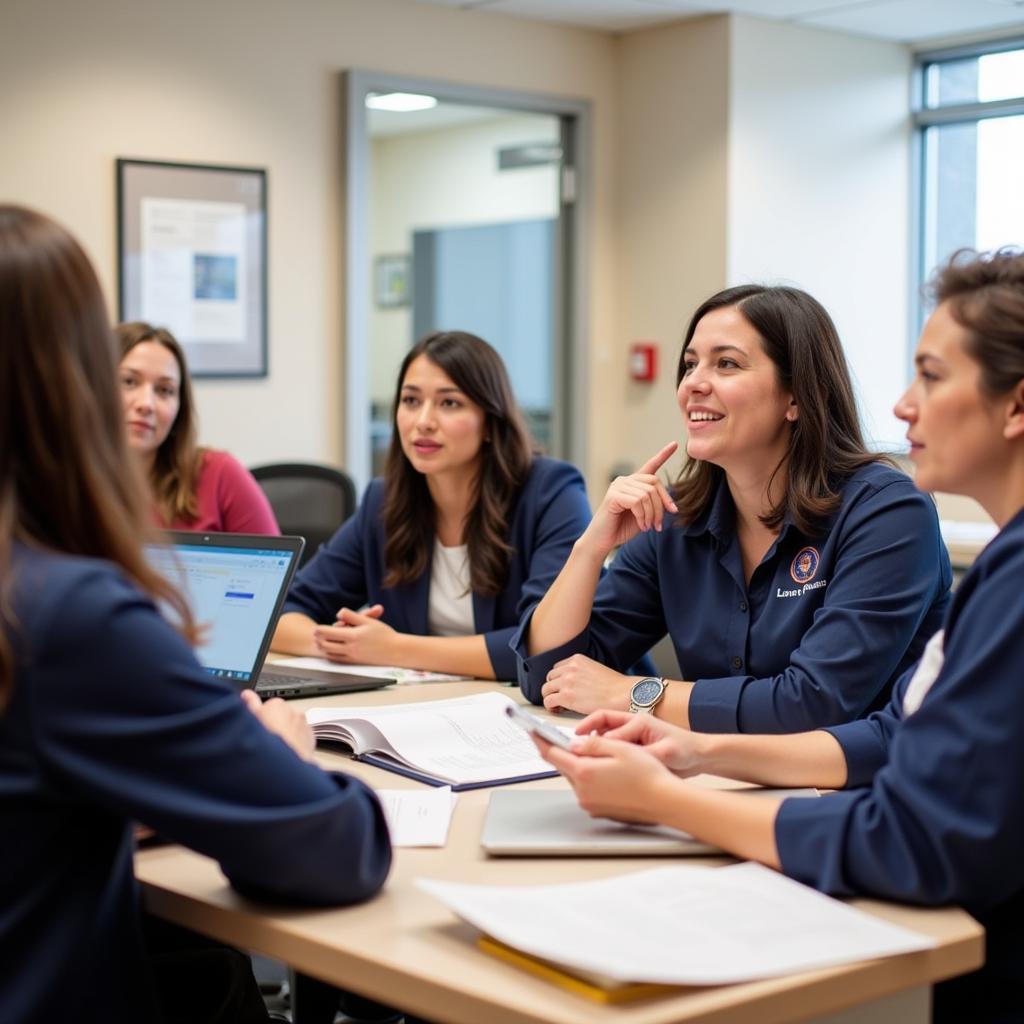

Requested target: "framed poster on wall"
[{"left": 117, "top": 158, "right": 268, "bottom": 377}]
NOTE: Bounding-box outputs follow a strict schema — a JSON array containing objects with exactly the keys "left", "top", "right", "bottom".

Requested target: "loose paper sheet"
[
  {"left": 417, "top": 862, "right": 935, "bottom": 985},
  {"left": 377, "top": 787, "right": 457, "bottom": 847}
]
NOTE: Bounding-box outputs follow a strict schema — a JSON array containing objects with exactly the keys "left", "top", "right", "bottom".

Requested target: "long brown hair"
[
  {"left": 673, "top": 284, "right": 886, "bottom": 535},
  {"left": 0, "top": 205, "right": 195, "bottom": 710},
  {"left": 932, "top": 248, "right": 1024, "bottom": 395},
  {"left": 382, "top": 331, "right": 533, "bottom": 597},
  {"left": 116, "top": 322, "right": 206, "bottom": 524}
]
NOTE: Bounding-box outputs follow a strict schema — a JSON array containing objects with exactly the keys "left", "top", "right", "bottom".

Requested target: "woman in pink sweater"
[{"left": 116, "top": 321, "right": 278, "bottom": 534}]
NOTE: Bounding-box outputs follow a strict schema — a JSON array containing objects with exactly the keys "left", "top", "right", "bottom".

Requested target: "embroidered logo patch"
[{"left": 790, "top": 546, "right": 820, "bottom": 584}]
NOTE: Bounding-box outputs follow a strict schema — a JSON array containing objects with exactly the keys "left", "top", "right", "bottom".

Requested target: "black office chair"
[{"left": 250, "top": 462, "right": 357, "bottom": 567}]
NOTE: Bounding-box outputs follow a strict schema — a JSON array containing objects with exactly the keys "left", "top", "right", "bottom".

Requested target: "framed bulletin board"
[{"left": 117, "top": 158, "right": 268, "bottom": 378}]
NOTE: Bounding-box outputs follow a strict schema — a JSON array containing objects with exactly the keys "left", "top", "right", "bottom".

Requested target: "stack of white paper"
[{"left": 417, "top": 862, "right": 935, "bottom": 985}]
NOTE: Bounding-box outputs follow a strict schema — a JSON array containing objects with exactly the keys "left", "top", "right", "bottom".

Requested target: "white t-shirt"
[
  {"left": 902, "top": 629, "right": 945, "bottom": 716},
  {"left": 427, "top": 541, "right": 474, "bottom": 637}
]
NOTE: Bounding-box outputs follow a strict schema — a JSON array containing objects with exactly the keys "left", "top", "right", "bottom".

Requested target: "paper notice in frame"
[
  {"left": 140, "top": 197, "right": 247, "bottom": 344},
  {"left": 118, "top": 158, "right": 267, "bottom": 378}
]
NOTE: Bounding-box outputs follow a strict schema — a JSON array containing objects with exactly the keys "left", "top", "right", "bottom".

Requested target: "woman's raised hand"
[{"left": 583, "top": 442, "right": 679, "bottom": 556}]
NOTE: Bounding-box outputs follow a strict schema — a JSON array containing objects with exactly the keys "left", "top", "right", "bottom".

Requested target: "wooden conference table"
[{"left": 136, "top": 680, "right": 983, "bottom": 1024}]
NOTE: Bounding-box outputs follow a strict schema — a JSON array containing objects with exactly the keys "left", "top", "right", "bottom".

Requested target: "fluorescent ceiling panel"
[
  {"left": 802, "top": 0, "right": 1024, "bottom": 42},
  {"left": 481, "top": 0, "right": 689, "bottom": 31}
]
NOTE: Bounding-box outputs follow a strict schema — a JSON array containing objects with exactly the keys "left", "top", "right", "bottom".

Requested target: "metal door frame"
[{"left": 341, "top": 69, "right": 591, "bottom": 489}]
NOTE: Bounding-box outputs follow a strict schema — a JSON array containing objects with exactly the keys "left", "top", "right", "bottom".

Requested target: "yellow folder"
[{"left": 478, "top": 934, "right": 683, "bottom": 1004}]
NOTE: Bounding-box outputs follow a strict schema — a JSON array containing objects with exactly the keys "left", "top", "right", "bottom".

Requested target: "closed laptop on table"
[
  {"left": 146, "top": 531, "right": 395, "bottom": 699},
  {"left": 482, "top": 788, "right": 818, "bottom": 856}
]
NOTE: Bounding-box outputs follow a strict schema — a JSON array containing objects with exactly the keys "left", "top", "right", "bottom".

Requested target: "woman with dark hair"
[
  {"left": 537, "top": 249, "right": 1024, "bottom": 1022},
  {"left": 272, "top": 329, "right": 591, "bottom": 680},
  {"left": 117, "top": 320, "right": 278, "bottom": 533},
  {"left": 517, "top": 285, "right": 950, "bottom": 732},
  {"left": 0, "top": 204, "right": 390, "bottom": 1023}
]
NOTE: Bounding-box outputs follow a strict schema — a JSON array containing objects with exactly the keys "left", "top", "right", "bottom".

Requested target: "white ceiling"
[{"left": 412, "top": 0, "right": 1024, "bottom": 43}]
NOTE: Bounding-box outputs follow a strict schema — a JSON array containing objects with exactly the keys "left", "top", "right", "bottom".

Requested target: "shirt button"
[
  {"left": 731, "top": 656, "right": 742, "bottom": 670},
  {"left": 739, "top": 601, "right": 748, "bottom": 612}
]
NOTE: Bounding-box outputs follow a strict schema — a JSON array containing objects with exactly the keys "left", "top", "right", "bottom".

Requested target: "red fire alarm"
[{"left": 629, "top": 341, "right": 658, "bottom": 383}]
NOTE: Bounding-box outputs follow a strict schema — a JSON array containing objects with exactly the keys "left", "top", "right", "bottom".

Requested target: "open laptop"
[{"left": 146, "top": 531, "right": 395, "bottom": 699}]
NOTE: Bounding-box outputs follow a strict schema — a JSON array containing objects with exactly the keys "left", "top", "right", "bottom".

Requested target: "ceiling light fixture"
[{"left": 365, "top": 92, "right": 438, "bottom": 112}]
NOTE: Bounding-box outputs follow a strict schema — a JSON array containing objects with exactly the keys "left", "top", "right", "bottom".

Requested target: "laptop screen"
[{"left": 146, "top": 532, "right": 304, "bottom": 683}]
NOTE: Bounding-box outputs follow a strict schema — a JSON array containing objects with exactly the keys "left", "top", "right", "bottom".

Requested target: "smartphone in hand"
[{"left": 505, "top": 703, "right": 573, "bottom": 750}]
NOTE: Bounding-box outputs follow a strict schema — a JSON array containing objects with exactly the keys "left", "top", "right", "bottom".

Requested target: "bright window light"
[{"left": 365, "top": 92, "right": 438, "bottom": 112}]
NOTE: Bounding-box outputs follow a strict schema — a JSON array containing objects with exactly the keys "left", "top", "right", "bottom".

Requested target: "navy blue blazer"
[
  {"left": 514, "top": 463, "right": 951, "bottom": 732},
  {"left": 282, "top": 456, "right": 592, "bottom": 680},
  {"left": 777, "top": 505, "right": 1024, "bottom": 1021},
  {"left": 0, "top": 547, "right": 391, "bottom": 1024}
]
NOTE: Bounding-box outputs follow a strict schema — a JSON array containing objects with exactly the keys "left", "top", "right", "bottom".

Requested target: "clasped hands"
[{"left": 312, "top": 603, "right": 402, "bottom": 665}]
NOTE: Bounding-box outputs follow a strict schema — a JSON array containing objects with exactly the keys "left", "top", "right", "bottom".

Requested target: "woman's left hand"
[
  {"left": 540, "top": 654, "right": 637, "bottom": 714},
  {"left": 313, "top": 604, "right": 402, "bottom": 665},
  {"left": 535, "top": 733, "right": 673, "bottom": 824}
]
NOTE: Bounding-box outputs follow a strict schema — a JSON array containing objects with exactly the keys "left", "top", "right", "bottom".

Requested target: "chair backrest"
[{"left": 250, "top": 462, "right": 357, "bottom": 567}]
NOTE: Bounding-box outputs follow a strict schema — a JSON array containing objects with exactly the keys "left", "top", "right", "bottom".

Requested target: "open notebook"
[{"left": 305, "top": 691, "right": 564, "bottom": 790}]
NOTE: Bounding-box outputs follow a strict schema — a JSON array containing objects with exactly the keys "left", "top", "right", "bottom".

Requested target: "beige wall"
[
  {"left": 611, "top": 16, "right": 731, "bottom": 481},
  {"left": 1, "top": 0, "right": 931, "bottom": 501},
  {"left": 727, "top": 16, "right": 912, "bottom": 448},
  {"left": 0, "top": 0, "right": 617, "bottom": 472}
]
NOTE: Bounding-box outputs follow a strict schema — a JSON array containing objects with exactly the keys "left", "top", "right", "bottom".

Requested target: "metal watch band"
[{"left": 629, "top": 676, "right": 665, "bottom": 714}]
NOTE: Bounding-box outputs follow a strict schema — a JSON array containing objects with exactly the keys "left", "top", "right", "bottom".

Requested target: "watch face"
[{"left": 631, "top": 678, "right": 662, "bottom": 706}]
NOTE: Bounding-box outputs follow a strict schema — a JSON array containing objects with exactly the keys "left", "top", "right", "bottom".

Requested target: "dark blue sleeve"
[
  {"left": 30, "top": 569, "right": 391, "bottom": 907},
  {"left": 281, "top": 482, "right": 377, "bottom": 624},
  {"left": 822, "top": 664, "right": 913, "bottom": 787},
  {"left": 691, "top": 479, "right": 949, "bottom": 732},
  {"left": 776, "top": 555, "right": 1024, "bottom": 911},
  {"left": 512, "top": 529, "right": 665, "bottom": 704},
  {"left": 485, "top": 460, "right": 592, "bottom": 680}
]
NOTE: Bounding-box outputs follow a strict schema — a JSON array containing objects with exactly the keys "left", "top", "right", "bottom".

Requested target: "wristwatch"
[{"left": 629, "top": 676, "right": 666, "bottom": 714}]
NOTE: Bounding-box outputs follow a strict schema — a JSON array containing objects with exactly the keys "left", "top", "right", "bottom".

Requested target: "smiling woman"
[
  {"left": 271, "top": 330, "right": 593, "bottom": 680},
  {"left": 535, "top": 249, "right": 1024, "bottom": 1024},
  {"left": 515, "top": 284, "right": 952, "bottom": 735}
]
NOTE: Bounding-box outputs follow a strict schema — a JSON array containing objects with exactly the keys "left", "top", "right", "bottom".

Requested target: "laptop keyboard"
[{"left": 257, "top": 672, "right": 322, "bottom": 691}]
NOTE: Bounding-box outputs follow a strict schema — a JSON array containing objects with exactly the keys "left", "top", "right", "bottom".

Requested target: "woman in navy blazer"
[
  {"left": 273, "top": 330, "right": 591, "bottom": 681},
  {"left": 537, "top": 249, "right": 1024, "bottom": 1022},
  {"left": 0, "top": 204, "right": 390, "bottom": 1024},
  {"left": 516, "top": 285, "right": 950, "bottom": 731}
]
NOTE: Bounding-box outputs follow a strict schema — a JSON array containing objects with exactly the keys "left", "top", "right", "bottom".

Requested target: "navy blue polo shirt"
[
  {"left": 776, "top": 505, "right": 1024, "bottom": 1020},
  {"left": 514, "top": 462, "right": 950, "bottom": 733}
]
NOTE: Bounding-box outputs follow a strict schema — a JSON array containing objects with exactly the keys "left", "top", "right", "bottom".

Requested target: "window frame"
[{"left": 911, "top": 37, "right": 1024, "bottom": 351}]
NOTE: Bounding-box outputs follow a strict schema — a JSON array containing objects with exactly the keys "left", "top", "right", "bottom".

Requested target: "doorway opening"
[{"left": 342, "top": 71, "right": 590, "bottom": 488}]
